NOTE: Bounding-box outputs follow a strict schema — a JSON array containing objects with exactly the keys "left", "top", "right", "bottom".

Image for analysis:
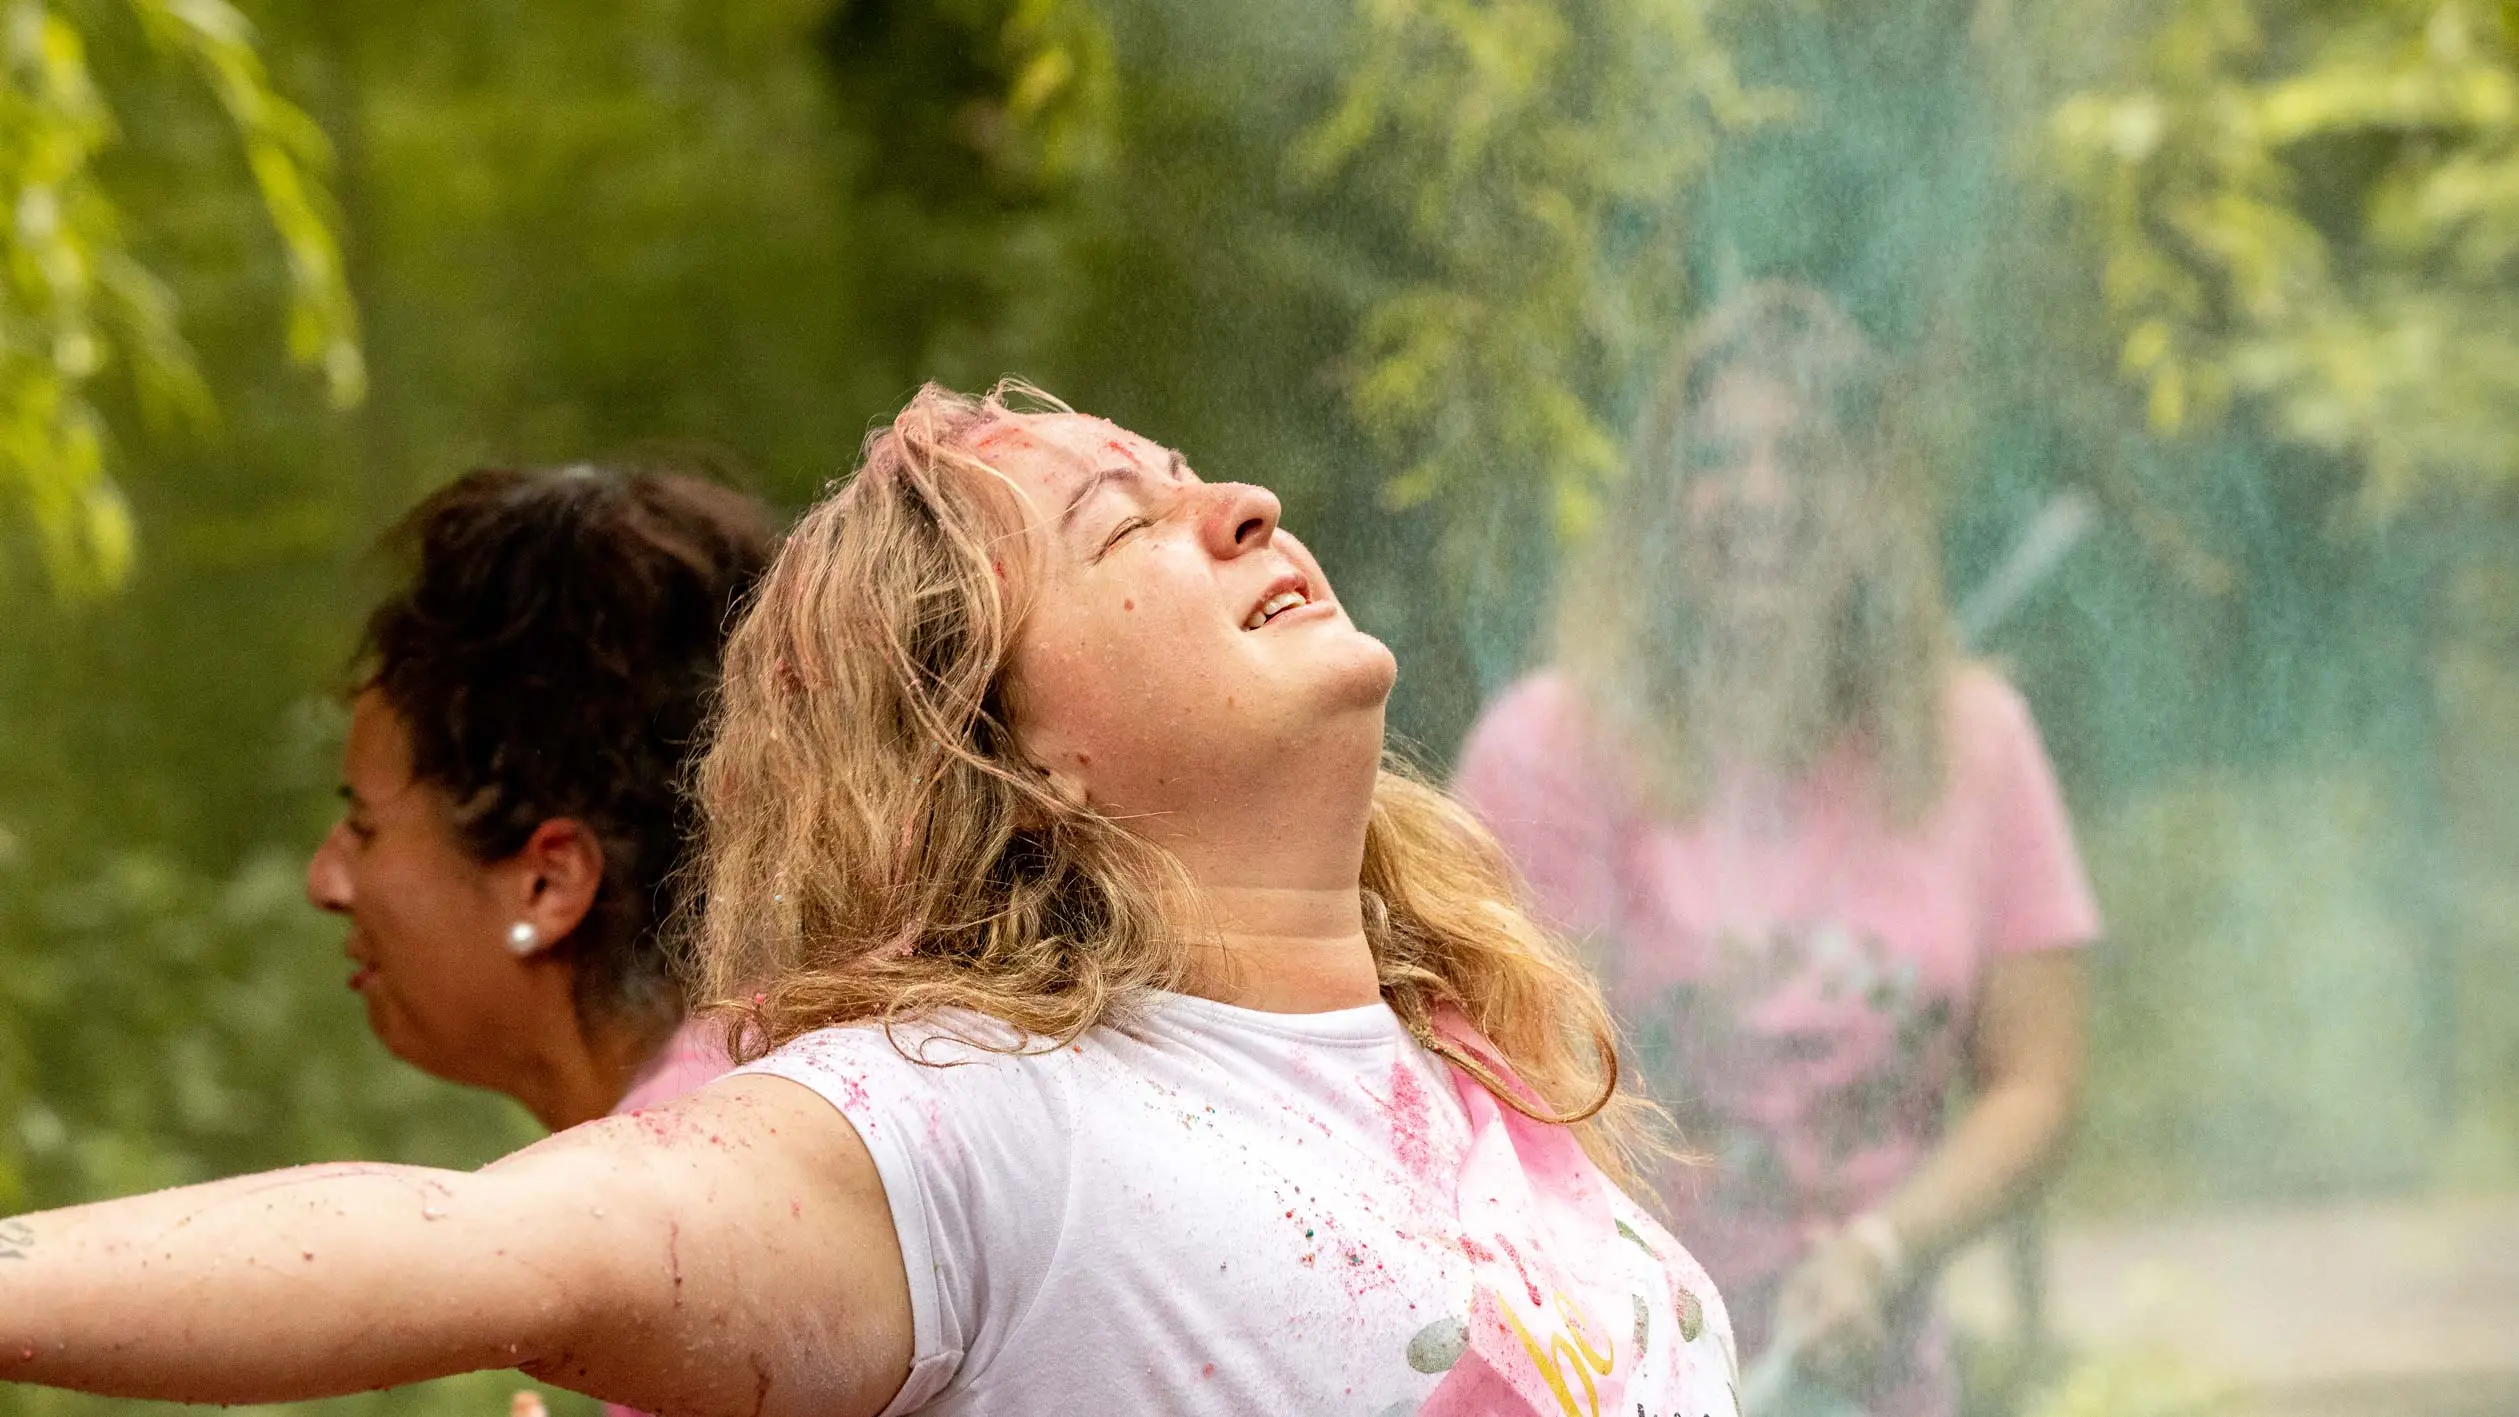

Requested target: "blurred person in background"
[
  {"left": 307, "top": 463, "right": 774, "bottom": 1134},
  {"left": 1457, "top": 283, "right": 2097, "bottom": 1416}
]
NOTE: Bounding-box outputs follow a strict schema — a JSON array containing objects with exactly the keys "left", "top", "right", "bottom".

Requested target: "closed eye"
[{"left": 1095, "top": 516, "right": 1151, "bottom": 559}]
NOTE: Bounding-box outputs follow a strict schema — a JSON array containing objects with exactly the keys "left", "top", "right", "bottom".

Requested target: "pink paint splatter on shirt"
[
  {"left": 1495, "top": 1234, "right": 1546, "bottom": 1308},
  {"left": 1385, "top": 1061, "right": 1435, "bottom": 1182},
  {"left": 837, "top": 1072, "right": 871, "bottom": 1113}
]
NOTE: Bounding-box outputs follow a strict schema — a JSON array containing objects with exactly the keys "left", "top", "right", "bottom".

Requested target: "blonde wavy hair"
[
  {"left": 1558, "top": 283, "right": 1955, "bottom": 824},
  {"left": 688, "top": 381, "right": 1658, "bottom": 1179}
]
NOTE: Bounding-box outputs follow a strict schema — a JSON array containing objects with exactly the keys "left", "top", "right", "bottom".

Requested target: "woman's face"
[
  {"left": 303, "top": 691, "right": 537, "bottom": 1087},
  {"left": 986, "top": 412, "right": 1397, "bottom": 822},
  {"left": 1673, "top": 368, "right": 1872, "bottom": 631}
]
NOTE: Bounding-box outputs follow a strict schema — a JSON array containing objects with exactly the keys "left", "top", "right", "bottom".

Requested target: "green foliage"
[
  {"left": 1298, "top": 0, "right": 1783, "bottom": 553},
  {"left": 2052, "top": 0, "right": 2519, "bottom": 512},
  {"left": 815, "top": 0, "right": 1118, "bottom": 386},
  {"left": 0, "top": 0, "right": 356, "bottom": 594}
]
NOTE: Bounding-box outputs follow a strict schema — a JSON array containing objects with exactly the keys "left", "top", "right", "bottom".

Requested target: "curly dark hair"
[{"left": 359, "top": 460, "right": 775, "bottom": 1039}]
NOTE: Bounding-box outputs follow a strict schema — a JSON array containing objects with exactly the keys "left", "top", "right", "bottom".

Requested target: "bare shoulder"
[
  {"left": 540, "top": 1070, "right": 891, "bottom": 1183},
  {"left": 489, "top": 1073, "right": 913, "bottom": 1416}
]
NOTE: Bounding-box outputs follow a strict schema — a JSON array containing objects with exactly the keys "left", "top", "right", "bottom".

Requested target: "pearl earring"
[{"left": 504, "top": 921, "right": 540, "bottom": 956}]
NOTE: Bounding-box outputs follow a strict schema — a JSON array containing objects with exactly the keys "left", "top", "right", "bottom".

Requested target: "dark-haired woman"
[
  {"left": 1459, "top": 286, "right": 2096, "bottom": 1416},
  {"left": 306, "top": 463, "right": 772, "bottom": 1132}
]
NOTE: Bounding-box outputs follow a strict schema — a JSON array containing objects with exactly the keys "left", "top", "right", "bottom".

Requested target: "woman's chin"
[
  {"left": 361, "top": 1001, "right": 443, "bottom": 1077},
  {"left": 1319, "top": 629, "right": 1399, "bottom": 708}
]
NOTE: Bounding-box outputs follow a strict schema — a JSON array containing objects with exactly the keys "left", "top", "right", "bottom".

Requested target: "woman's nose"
[
  {"left": 305, "top": 823, "right": 354, "bottom": 913},
  {"left": 1198, "top": 482, "right": 1282, "bottom": 559}
]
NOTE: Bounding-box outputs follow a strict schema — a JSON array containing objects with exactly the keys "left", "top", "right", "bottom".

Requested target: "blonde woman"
[
  {"left": 1457, "top": 286, "right": 2096, "bottom": 1416},
  {"left": 3, "top": 384, "right": 1739, "bottom": 1417}
]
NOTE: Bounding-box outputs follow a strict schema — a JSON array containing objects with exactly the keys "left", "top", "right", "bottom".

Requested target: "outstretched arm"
[{"left": 0, "top": 1074, "right": 912, "bottom": 1416}]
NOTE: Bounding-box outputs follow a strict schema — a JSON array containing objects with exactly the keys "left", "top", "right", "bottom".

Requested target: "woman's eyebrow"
[
  {"left": 1057, "top": 449, "right": 1191, "bottom": 530},
  {"left": 1058, "top": 466, "right": 1144, "bottom": 530}
]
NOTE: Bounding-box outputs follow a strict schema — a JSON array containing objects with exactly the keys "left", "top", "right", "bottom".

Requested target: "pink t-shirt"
[
  {"left": 603, "top": 1015, "right": 732, "bottom": 1417},
  {"left": 1456, "top": 665, "right": 2098, "bottom": 1415}
]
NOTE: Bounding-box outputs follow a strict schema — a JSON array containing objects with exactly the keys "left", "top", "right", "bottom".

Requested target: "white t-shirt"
[{"left": 739, "top": 993, "right": 1741, "bottom": 1416}]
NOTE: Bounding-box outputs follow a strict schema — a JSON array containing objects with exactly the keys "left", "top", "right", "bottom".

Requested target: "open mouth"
[{"left": 1244, "top": 573, "right": 1315, "bottom": 630}]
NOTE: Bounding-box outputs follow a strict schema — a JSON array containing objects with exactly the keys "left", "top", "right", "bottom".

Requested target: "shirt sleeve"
[
  {"left": 1960, "top": 669, "right": 2103, "bottom": 954},
  {"left": 1453, "top": 673, "right": 1629, "bottom": 942},
  {"left": 733, "top": 1020, "right": 1075, "bottom": 1413}
]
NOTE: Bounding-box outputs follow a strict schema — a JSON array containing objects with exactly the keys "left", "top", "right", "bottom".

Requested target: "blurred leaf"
[
  {"left": 0, "top": 0, "right": 362, "bottom": 595},
  {"left": 1300, "top": 0, "right": 1783, "bottom": 585},
  {"left": 2048, "top": 0, "right": 2519, "bottom": 514}
]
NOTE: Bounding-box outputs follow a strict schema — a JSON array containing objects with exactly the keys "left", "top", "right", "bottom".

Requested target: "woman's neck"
[
  {"left": 1180, "top": 880, "right": 1382, "bottom": 1013},
  {"left": 1157, "top": 755, "right": 1383, "bottom": 1013},
  {"left": 501, "top": 1004, "right": 667, "bottom": 1132}
]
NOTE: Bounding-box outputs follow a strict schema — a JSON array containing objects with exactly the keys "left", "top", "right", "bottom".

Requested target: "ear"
[{"left": 508, "top": 818, "right": 605, "bottom": 954}]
